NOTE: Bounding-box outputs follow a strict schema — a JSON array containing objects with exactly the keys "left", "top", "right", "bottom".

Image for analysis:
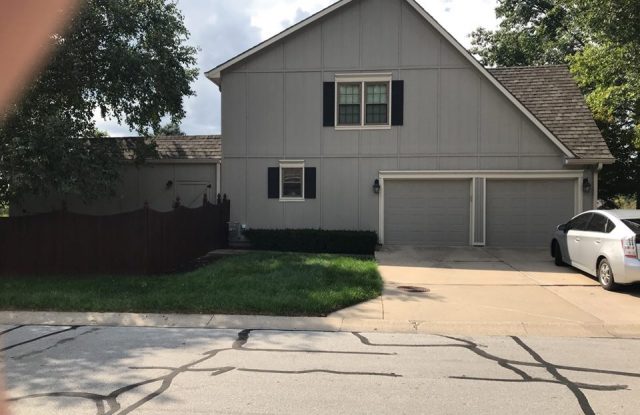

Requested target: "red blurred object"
[{"left": 0, "top": 0, "right": 79, "bottom": 115}]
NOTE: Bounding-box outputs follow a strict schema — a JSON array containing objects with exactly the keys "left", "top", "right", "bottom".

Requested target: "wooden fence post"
[{"left": 143, "top": 201, "right": 150, "bottom": 275}]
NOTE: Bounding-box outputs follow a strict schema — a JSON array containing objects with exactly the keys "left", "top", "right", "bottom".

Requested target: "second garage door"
[
  {"left": 384, "top": 180, "right": 471, "bottom": 246},
  {"left": 486, "top": 179, "right": 576, "bottom": 247}
]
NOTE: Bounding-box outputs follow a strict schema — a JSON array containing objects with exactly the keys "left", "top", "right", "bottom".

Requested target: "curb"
[{"left": 1, "top": 311, "right": 640, "bottom": 338}]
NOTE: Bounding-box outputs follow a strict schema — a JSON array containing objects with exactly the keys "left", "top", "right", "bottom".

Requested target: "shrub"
[{"left": 243, "top": 229, "right": 378, "bottom": 255}]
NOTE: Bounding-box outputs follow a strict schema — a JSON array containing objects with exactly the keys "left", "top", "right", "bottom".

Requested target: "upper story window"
[
  {"left": 338, "top": 83, "right": 361, "bottom": 125},
  {"left": 366, "top": 83, "right": 389, "bottom": 125},
  {"left": 335, "top": 74, "right": 392, "bottom": 130}
]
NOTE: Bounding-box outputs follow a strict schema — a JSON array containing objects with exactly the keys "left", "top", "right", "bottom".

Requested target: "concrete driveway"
[{"left": 330, "top": 246, "right": 640, "bottom": 336}]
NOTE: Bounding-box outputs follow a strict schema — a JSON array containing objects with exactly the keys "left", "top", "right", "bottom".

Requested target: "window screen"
[
  {"left": 338, "top": 83, "right": 361, "bottom": 125},
  {"left": 365, "top": 83, "right": 388, "bottom": 124},
  {"left": 281, "top": 167, "right": 303, "bottom": 198},
  {"left": 586, "top": 214, "right": 608, "bottom": 233}
]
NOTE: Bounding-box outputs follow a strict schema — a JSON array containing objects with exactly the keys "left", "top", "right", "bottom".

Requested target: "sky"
[{"left": 95, "top": 0, "right": 499, "bottom": 136}]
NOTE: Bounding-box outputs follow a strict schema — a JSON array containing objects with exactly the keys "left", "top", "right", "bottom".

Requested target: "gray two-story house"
[{"left": 206, "top": 0, "right": 614, "bottom": 247}]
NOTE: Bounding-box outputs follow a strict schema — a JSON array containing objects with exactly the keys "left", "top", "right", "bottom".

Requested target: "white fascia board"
[
  {"left": 379, "top": 170, "right": 585, "bottom": 180},
  {"left": 404, "top": 0, "right": 575, "bottom": 159},
  {"left": 205, "top": 0, "right": 354, "bottom": 85},
  {"left": 144, "top": 158, "right": 221, "bottom": 165},
  {"left": 564, "top": 158, "right": 615, "bottom": 165}
]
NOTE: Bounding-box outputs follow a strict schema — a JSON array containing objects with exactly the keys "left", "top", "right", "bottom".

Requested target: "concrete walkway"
[{"left": 328, "top": 246, "right": 640, "bottom": 337}]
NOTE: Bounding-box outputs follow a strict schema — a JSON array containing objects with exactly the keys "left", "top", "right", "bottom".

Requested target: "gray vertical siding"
[
  {"left": 220, "top": 0, "right": 587, "bottom": 231},
  {"left": 14, "top": 163, "right": 218, "bottom": 216}
]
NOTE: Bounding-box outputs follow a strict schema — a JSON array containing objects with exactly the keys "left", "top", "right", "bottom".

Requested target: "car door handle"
[
  {"left": 574, "top": 237, "right": 581, "bottom": 242},
  {"left": 595, "top": 240, "right": 601, "bottom": 244}
]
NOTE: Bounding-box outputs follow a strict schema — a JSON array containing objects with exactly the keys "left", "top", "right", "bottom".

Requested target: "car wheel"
[
  {"left": 553, "top": 242, "right": 564, "bottom": 266},
  {"left": 597, "top": 259, "right": 618, "bottom": 291}
]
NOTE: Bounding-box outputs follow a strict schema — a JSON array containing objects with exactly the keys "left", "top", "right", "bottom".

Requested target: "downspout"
[
  {"left": 593, "top": 163, "right": 603, "bottom": 209},
  {"left": 216, "top": 162, "right": 221, "bottom": 199}
]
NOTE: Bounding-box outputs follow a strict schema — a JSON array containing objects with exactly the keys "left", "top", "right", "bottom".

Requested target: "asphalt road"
[{"left": 2, "top": 325, "right": 640, "bottom": 415}]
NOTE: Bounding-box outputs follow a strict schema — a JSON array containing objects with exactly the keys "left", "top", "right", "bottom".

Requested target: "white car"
[{"left": 551, "top": 210, "right": 640, "bottom": 290}]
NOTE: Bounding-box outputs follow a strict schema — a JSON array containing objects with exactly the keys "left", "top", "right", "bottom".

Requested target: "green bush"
[{"left": 243, "top": 229, "right": 378, "bottom": 255}]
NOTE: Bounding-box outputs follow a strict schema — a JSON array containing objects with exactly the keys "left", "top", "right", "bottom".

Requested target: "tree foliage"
[
  {"left": 157, "top": 121, "right": 186, "bottom": 136},
  {"left": 0, "top": 0, "right": 198, "bottom": 205},
  {"left": 471, "top": 0, "right": 640, "bottom": 206}
]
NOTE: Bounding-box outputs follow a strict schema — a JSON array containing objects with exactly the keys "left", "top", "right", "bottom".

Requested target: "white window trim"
[
  {"left": 279, "top": 160, "right": 305, "bottom": 202},
  {"left": 335, "top": 73, "right": 392, "bottom": 130}
]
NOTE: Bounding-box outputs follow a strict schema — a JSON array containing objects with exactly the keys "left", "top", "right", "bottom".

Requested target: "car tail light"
[{"left": 622, "top": 237, "right": 638, "bottom": 258}]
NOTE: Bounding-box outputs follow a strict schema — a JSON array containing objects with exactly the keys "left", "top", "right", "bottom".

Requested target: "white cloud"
[
  {"left": 423, "top": 0, "right": 498, "bottom": 48},
  {"left": 94, "top": 0, "right": 498, "bottom": 136}
]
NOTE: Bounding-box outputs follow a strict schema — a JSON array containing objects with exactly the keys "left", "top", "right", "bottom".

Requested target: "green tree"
[
  {"left": 0, "top": 0, "right": 198, "bottom": 205},
  {"left": 471, "top": 0, "right": 640, "bottom": 207},
  {"left": 157, "top": 121, "right": 186, "bottom": 136}
]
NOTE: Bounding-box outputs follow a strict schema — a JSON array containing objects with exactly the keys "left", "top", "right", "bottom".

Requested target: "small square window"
[{"left": 279, "top": 162, "right": 304, "bottom": 201}]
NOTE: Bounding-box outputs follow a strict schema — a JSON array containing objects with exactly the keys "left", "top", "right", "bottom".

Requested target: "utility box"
[{"left": 228, "top": 222, "right": 250, "bottom": 248}]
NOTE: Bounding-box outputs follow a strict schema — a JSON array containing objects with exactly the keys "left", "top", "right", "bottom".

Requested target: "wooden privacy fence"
[{"left": 0, "top": 197, "right": 230, "bottom": 276}]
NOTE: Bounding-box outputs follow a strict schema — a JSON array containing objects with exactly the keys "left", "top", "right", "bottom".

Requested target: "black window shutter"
[
  {"left": 323, "top": 82, "right": 335, "bottom": 127},
  {"left": 304, "top": 168, "right": 316, "bottom": 199},
  {"left": 268, "top": 168, "right": 279, "bottom": 199},
  {"left": 391, "top": 80, "right": 404, "bottom": 126}
]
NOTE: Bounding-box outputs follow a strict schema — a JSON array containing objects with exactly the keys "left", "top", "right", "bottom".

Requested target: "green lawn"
[{"left": 0, "top": 252, "right": 382, "bottom": 316}]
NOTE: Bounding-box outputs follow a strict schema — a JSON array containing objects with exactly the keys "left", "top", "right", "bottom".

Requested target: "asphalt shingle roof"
[
  {"left": 489, "top": 65, "right": 613, "bottom": 161},
  {"left": 120, "top": 135, "right": 222, "bottom": 161}
]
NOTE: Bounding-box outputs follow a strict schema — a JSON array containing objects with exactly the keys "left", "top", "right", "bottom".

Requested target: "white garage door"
[
  {"left": 384, "top": 180, "right": 471, "bottom": 246},
  {"left": 486, "top": 179, "right": 576, "bottom": 247}
]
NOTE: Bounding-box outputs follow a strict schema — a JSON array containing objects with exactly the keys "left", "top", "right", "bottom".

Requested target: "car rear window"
[
  {"left": 605, "top": 219, "right": 616, "bottom": 233},
  {"left": 622, "top": 219, "right": 640, "bottom": 235}
]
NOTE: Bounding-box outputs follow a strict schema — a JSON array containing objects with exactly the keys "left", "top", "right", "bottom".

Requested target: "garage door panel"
[
  {"left": 385, "top": 180, "right": 470, "bottom": 246},
  {"left": 486, "top": 180, "right": 575, "bottom": 247}
]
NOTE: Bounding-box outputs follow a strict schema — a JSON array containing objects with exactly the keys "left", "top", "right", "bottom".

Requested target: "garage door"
[
  {"left": 384, "top": 180, "right": 471, "bottom": 246},
  {"left": 486, "top": 179, "right": 575, "bottom": 247}
]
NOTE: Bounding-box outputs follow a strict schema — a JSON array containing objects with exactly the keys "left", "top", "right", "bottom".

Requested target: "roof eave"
[
  {"left": 205, "top": 70, "right": 221, "bottom": 86},
  {"left": 404, "top": 0, "right": 575, "bottom": 159},
  {"left": 204, "top": 0, "right": 354, "bottom": 86},
  {"left": 564, "top": 157, "right": 616, "bottom": 166}
]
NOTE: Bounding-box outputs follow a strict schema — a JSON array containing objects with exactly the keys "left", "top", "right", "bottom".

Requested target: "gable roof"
[
  {"left": 206, "top": 0, "right": 613, "bottom": 162},
  {"left": 489, "top": 66, "right": 613, "bottom": 162},
  {"left": 120, "top": 135, "right": 222, "bottom": 161}
]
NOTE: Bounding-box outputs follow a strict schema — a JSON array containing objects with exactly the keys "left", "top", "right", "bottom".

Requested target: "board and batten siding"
[
  {"left": 13, "top": 163, "right": 218, "bottom": 216},
  {"left": 220, "top": 0, "right": 593, "bottom": 232}
]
